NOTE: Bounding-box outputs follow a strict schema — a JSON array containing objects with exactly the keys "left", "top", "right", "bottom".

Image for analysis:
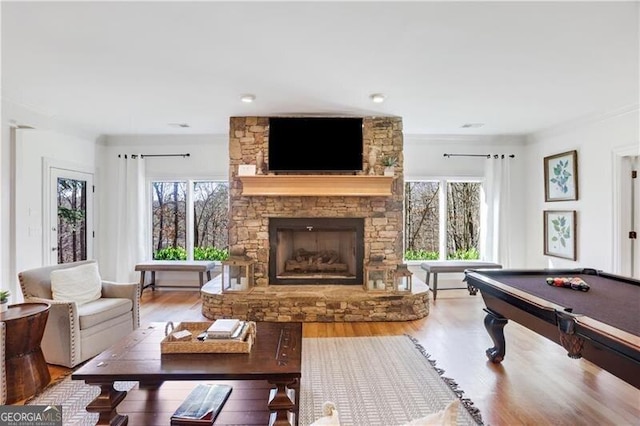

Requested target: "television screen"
[{"left": 268, "top": 117, "right": 363, "bottom": 172}]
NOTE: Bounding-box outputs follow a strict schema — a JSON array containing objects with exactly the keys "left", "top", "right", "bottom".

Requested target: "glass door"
[{"left": 49, "top": 168, "right": 94, "bottom": 264}]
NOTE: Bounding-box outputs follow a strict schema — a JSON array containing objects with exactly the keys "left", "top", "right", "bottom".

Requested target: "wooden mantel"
[{"left": 238, "top": 175, "right": 394, "bottom": 196}]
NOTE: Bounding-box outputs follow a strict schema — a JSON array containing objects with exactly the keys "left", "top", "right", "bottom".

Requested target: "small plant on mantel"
[
  {"left": 382, "top": 156, "right": 398, "bottom": 176},
  {"left": 382, "top": 156, "right": 398, "bottom": 167}
]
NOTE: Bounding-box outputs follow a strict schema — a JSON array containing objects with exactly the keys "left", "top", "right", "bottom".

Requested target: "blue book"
[{"left": 171, "top": 384, "right": 232, "bottom": 425}]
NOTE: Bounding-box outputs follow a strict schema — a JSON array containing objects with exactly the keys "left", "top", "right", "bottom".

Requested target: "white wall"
[
  {"left": 97, "top": 134, "right": 228, "bottom": 283},
  {"left": 1, "top": 100, "right": 98, "bottom": 302},
  {"left": 524, "top": 107, "right": 640, "bottom": 272}
]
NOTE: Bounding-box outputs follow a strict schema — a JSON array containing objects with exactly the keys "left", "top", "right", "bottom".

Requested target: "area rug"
[
  {"left": 27, "top": 335, "right": 483, "bottom": 425},
  {"left": 300, "top": 335, "right": 483, "bottom": 425},
  {"left": 26, "top": 379, "right": 136, "bottom": 425}
]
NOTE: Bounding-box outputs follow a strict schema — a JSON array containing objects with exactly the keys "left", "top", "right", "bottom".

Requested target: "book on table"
[
  {"left": 207, "top": 319, "right": 241, "bottom": 339},
  {"left": 170, "top": 384, "right": 232, "bottom": 425}
]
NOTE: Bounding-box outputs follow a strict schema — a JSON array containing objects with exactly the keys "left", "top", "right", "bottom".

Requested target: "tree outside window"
[
  {"left": 151, "top": 180, "right": 229, "bottom": 261},
  {"left": 404, "top": 181, "right": 440, "bottom": 260},
  {"left": 192, "top": 181, "right": 229, "bottom": 260},
  {"left": 446, "top": 182, "right": 481, "bottom": 259},
  {"left": 57, "top": 178, "right": 87, "bottom": 263},
  {"left": 404, "top": 180, "right": 481, "bottom": 260}
]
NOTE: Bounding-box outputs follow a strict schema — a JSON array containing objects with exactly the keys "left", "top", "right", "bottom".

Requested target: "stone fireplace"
[
  {"left": 269, "top": 217, "right": 364, "bottom": 285},
  {"left": 200, "top": 116, "right": 430, "bottom": 322},
  {"left": 226, "top": 116, "right": 405, "bottom": 285}
]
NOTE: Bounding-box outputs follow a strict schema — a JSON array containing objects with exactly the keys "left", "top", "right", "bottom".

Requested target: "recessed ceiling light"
[
  {"left": 168, "top": 123, "right": 190, "bottom": 128},
  {"left": 370, "top": 93, "right": 386, "bottom": 103},
  {"left": 241, "top": 94, "right": 256, "bottom": 103},
  {"left": 461, "top": 123, "right": 484, "bottom": 128}
]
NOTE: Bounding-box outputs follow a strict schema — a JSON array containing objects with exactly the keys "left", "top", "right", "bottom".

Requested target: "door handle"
[{"left": 51, "top": 247, "right": 58, "bottom": 251}]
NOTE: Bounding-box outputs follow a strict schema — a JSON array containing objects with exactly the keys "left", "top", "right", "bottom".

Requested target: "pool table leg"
[
  {"left": 556, "top": 311, "right": 585, "bottom": 359},
  {"left": 467, "top": 283, "right": 478, "bottom": 296},
  {"left": 483, "top": 308, "right": 509, "bottom": 363}
]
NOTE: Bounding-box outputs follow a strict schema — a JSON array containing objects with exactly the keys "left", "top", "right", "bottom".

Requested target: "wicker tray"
[{"left": 161, "top": 321, "right": 256, "bottom": 354}]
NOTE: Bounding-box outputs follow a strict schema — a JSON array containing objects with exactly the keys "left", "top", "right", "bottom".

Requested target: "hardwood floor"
[{"left": 49, "top": 288, "right": 639, "bottom": 425}]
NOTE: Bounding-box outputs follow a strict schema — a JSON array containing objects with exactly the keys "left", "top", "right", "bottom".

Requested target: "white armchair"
[{"left": 18, "top": 260, "right": 140, "bottom": 368}]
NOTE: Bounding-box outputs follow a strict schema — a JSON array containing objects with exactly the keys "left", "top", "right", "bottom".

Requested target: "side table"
[{"left": 1, "top": 302, "right": 51, "bottom": 403}]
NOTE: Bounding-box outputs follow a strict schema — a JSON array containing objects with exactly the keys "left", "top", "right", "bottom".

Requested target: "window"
[
  {"left": 151, "top": 180, "right": 229, "bottom": 260},
  {"left": 404, "top": 181, "right": 440, "bottom": 260},
  {"left": 446, "top": 181, "right": 481, "bottom": 259},
  {"left": 404, "top": 180, "right": 482, "bottom": 260},
  {"left": 56, "top": 176, "right": 89, "bottom": 263}
]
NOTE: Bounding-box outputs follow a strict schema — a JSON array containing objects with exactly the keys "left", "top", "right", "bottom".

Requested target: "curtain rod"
[
  {"left": 443, "top": 153, "right": 515, "bottom": 159},
  {"left": 118, "top": 153, "right": 190, "bottom": 159}
]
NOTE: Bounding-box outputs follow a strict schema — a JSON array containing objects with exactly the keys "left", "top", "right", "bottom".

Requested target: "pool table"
[{"left": 464, "top": 268, "right": 640, "bottom": 389}]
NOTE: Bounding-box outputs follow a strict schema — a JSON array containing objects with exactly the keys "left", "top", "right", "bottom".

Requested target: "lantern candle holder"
[
  {"left": 221, "top": 253, "right": 255, "bottom": 293},
  {"left": 394, "top": 263, "right": 413, "bottom": 292},
  {"left": 364, "top": 256, "right": 390, "bottom": 291}
]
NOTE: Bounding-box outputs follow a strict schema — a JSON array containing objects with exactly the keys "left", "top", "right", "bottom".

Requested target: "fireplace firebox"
[{"left": 269, "top": 218, "right": 364, "bottom": 285}]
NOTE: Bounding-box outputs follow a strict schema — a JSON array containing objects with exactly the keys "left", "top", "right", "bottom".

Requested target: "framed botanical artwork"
[
  {"left": 544, "top": 150, "right": 578, "bottom": 202},
  {"left": 544, "top": 210, "right": 577, "bottom": 260}
]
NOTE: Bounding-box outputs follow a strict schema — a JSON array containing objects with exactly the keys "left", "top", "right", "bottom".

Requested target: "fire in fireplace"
[{"left": 268, "top": 218, "right": 364, "bottom": 285}]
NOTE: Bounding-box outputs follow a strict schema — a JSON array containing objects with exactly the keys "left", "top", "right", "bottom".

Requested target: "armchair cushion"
[
  {"left": 77, "top": 298, "right": 133, "bottom": 330},
  {"left": 50, "top": 262, "right": 102, "bottom": 305}
]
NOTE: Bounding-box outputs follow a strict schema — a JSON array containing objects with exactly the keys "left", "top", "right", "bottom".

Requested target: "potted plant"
[
  {"left": 382, "top": 156, "right": 398, "bottom": 176},
  {"left": 0, "top": 290, "right": 10, "bottom": 313}
]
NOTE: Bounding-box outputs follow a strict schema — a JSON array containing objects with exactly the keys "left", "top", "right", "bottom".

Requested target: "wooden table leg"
[
  {"left": 140, "top": 271, "right": 156, "bottom": 294},
  {"left": 138, "top": 272, "right": 146, "bottom": 297},
  {"left": 432, "top": 273, "right": 439, "bottom": 301},
  {"left": 85, "top": 381, "right": 128, "bottom": 426},
  {"left": 268, "top": 378, "right": 298, "bottom": 426},
  {"left": 138, "top": 380, "right": 164, "bottom": 390},
  {"left": 292, "top": 378, "right": 300, "bottom": 425}
]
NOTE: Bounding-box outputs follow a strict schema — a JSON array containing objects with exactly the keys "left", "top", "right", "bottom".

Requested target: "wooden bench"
[
  {"left": 135, "top": 261, "right": 217, "bottom": 293},
  {"left": 420, "top": 261, "right": 502, "bottom": 301}
]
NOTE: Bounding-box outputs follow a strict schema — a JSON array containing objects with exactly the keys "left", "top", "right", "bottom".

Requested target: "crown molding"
[
  {"left": 528, "top": 103, "right": 639, "bottom": 143},
  {"left": 100, "top": 134, "right": 227, "bottom": 147},
  {"left": 2, "top": 96, "right": 100, "bottom": 141},
  {"left": 404, "top": 134, "right": 526, "bottom": 145}
]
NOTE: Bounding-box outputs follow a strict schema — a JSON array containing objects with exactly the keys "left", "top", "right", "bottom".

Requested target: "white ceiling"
[{"left": 2, "top": 1, "right": 638, "bottom": 137}]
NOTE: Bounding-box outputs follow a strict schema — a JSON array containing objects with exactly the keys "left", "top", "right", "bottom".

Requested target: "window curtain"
[
  {"left": 114, "top": 155, "right": 148, "bottom": 282},
  {"left": 481, "top": 156, "right": 512, "bottom": 267}
]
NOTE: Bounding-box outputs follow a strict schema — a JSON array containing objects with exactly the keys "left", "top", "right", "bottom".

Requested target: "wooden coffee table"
[{"left": 72, "top": 321, "right": 302, "bottom": 426}]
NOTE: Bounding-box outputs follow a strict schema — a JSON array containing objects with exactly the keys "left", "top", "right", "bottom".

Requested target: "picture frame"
[
  {"left": 544, "top": 150, "right": 578, "bottom": 202},
  {"left": 544, "top": 210, "right": 576, "bottom": 260},
  {"left": 238, "top": 164, "right": 256, "bottom": 176}
]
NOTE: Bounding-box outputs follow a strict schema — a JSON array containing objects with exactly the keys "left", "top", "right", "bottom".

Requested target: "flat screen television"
[{"left": 268, "top": 117, "right": 363, "bottom": 172}]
